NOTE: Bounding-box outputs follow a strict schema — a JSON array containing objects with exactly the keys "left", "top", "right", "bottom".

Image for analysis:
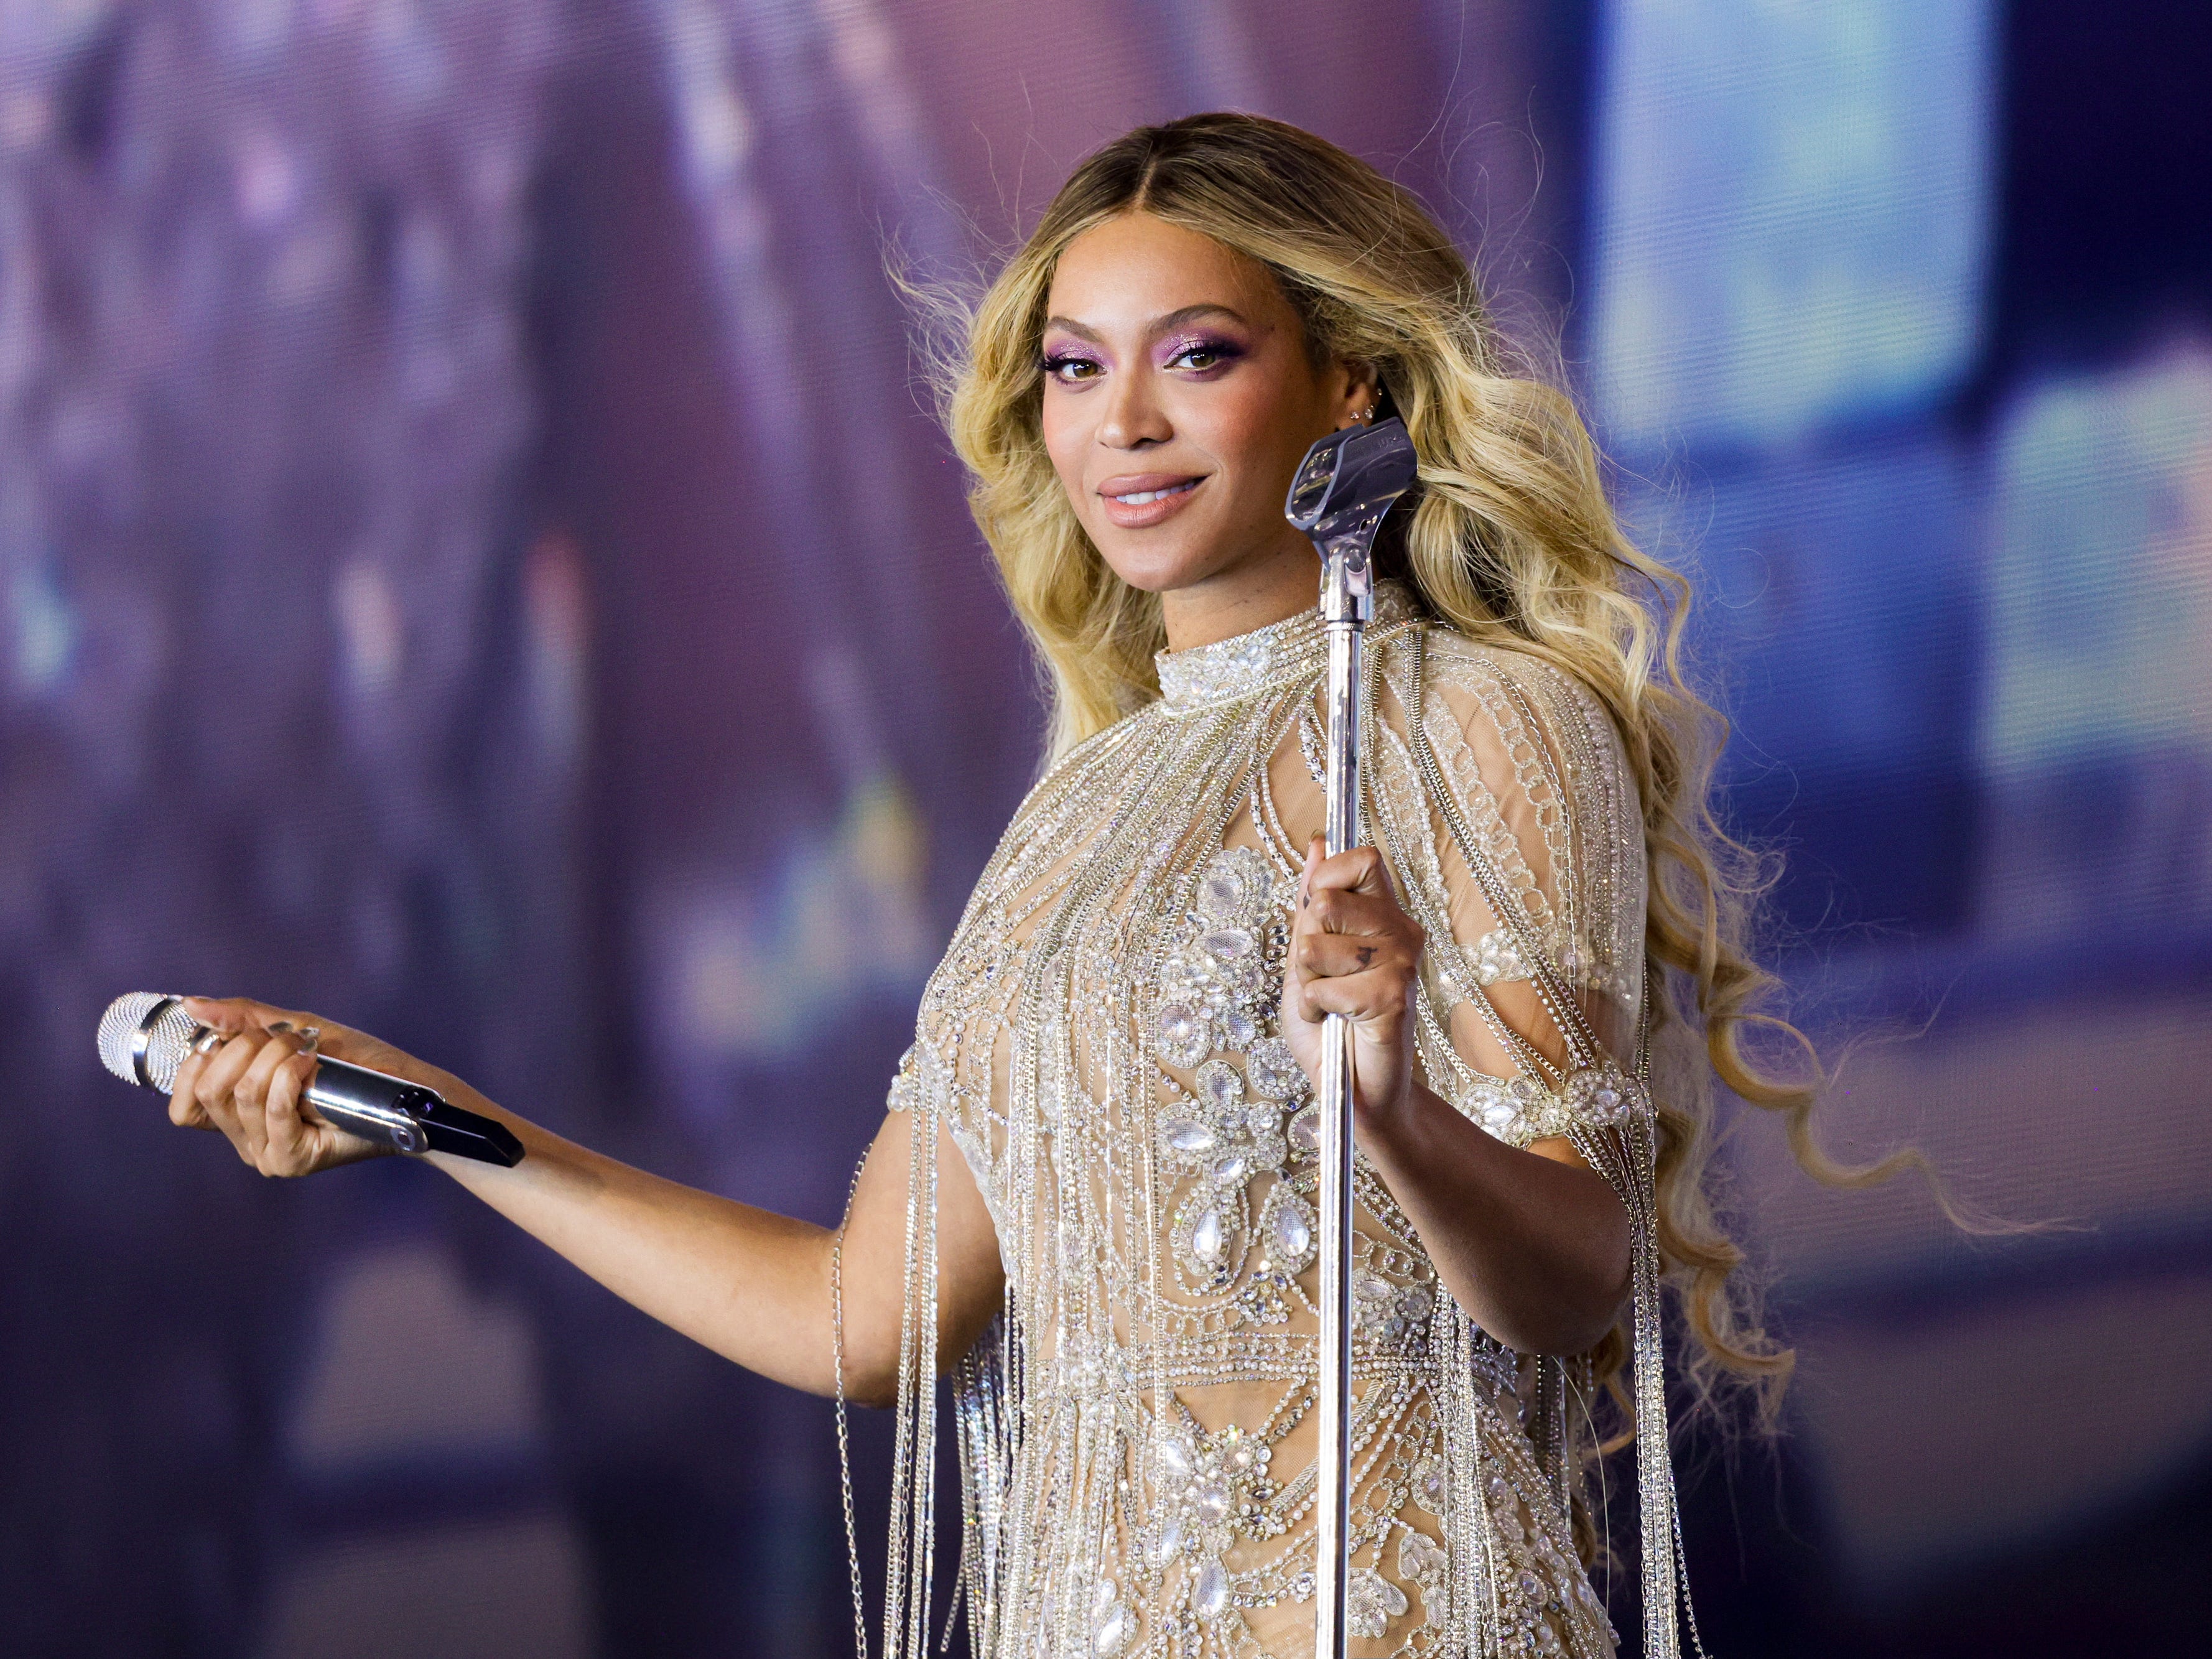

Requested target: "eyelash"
[
  {"left": 1166, "top": 338, "right": 1240, "bottom": 372},
  {"left": 1038, "top": 339, "right": 1244, "bottom": 383}
]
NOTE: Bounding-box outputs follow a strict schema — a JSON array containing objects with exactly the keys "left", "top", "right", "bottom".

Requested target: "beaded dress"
[{"left": 862, "top": 583, "right": 1690, "bottom": 1659}]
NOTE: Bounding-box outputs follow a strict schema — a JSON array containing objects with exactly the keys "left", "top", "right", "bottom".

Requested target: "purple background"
[{"left": 2, "top": 2, "right": 2208, "bottom": 1655}]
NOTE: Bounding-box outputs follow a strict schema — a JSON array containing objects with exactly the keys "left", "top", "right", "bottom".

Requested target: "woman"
[{"left": 171, "top": 114, "right": 1820, "bottom": 1659}]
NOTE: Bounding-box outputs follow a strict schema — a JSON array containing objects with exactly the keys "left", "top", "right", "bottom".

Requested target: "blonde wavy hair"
[{"left": 919, "top": 113, "right": 1917, "bottom": 1440}]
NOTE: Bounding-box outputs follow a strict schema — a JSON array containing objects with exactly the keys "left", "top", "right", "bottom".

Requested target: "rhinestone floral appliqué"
[{"left": 1152, "top": 848, "right": 1314, "bottom": 1293}]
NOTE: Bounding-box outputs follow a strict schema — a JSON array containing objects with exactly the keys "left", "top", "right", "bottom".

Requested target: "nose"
[{"left": 1097, "top": 366, "right": 1171, "bottom": 451}]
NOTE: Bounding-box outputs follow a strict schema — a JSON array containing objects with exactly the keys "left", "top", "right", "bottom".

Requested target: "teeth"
[{"left": 1111, "top": 481, "right": 1196, "bottom": 505}]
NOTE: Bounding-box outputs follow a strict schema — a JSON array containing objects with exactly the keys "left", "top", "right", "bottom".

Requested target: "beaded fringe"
[
  {"left": 1392, "top": 628, "right": 1692, "bottom": 1659},
  {"left": 884, "top": 1095, "right": 943, "bottom": 1658}
]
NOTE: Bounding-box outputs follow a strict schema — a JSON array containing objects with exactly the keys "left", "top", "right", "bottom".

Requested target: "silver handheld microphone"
[{"left": 97, "top": 992, "right": 524, "bottom": 1166}]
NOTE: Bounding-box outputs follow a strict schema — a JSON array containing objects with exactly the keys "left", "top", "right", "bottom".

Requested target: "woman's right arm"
[{"left": 169, "top": 996, "right": 1005, "bottom": 1407}]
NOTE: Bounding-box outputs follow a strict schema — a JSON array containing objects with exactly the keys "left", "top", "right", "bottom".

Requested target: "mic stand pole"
[
  {"left": 1312, "top": 534, "right": 1370, "bottom": 1659},
  {"left": 1284, "top": 413, "right": 1416, "bottom": 1659}
]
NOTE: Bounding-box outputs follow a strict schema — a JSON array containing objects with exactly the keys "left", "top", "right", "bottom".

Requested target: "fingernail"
[
  {"left": 267, "top": 1020, "right": 292, "bottom": 1034},
  {"left": 298, "top": 1026, "right": 322, "bottom": 1050}
]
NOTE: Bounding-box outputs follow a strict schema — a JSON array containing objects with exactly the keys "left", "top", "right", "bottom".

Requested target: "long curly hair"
[{"left": 914, "top": 111, "right": 1920, "bottom": 1451}]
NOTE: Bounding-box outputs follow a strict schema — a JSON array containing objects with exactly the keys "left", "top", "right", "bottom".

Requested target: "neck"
[{"left": 1158, "top": 539, "right": 1322, "bottom": 652}]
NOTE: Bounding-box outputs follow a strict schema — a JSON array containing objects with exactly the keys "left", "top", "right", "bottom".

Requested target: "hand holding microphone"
[{"left": 100, "top": 994, "right": 523, "bottom": 1174}]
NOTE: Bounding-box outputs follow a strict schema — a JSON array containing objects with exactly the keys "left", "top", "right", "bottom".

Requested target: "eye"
[
  {"left": 1041, "top": 352, "right": 1103, "bottom": 384},
  {"left": 1168, "top": 342, "right": 1226, "bottom": 371}
]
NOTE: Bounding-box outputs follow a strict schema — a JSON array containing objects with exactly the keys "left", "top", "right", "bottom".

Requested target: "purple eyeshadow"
[
  {"left": 1159, "top": 333, "right": 1245, "bottom": 368},
  {"left": 1041, "top": 343, "right": 1107, "bottom": 374}
]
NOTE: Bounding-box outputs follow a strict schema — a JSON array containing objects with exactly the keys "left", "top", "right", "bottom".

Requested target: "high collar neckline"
[{"left": 1153, "top": 580, "right": 1418, "bottom": 713}]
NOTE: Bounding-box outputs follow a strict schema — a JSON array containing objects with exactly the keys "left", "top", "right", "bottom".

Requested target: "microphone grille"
[{"left": 97, "top": 993, "right": 199, "bottom": 1092}]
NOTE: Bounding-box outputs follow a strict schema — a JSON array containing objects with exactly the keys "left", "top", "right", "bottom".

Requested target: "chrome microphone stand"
[{"left": 1283, "top": 417, "right": 1420, "bottom": 1659}]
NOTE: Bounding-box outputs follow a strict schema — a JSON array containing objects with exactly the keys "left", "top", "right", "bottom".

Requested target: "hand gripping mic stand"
[{"left": 1284, "top": 416, "right": 1420, "bottom": 1659}]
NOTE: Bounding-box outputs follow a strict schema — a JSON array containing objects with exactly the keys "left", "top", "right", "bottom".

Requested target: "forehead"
[{"left": 1045, "top": 211, "right": 1290, "bottom": 332}]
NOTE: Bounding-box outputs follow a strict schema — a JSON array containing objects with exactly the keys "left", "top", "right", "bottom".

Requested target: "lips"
[{"left": 1097, "top": 473, "right": 1207, "bottom": 529}]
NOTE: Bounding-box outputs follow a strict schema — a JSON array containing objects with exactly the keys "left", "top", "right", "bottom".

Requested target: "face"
[{"left": 1038, "top": 211, "right": 1372, "bottom": 600}]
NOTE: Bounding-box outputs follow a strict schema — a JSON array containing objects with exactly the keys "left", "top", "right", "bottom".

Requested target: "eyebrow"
[{"left": 1042, "top": 303, "right": 1252, "bottom": 344}]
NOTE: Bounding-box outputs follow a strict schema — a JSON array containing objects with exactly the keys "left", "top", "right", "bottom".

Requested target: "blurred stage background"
[{"left": 2, "top": 1, "right": 2207, "bottom": 1654}]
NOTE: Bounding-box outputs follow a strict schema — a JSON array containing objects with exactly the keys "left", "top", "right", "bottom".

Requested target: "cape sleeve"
[{"left": 1369, "top": 627, "right": 1649, "bottom": 1146}]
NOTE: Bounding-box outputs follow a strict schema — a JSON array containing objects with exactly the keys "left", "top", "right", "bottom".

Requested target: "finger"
[
  {"left": 191, "top": 1031, "right": 265, "bottom": 1121},
  {"left": 1301, "top": 835, "right": 1322, "bottom": 909},
  {"left": 236, "top": 1029, "right": 304, "bottom": 1116},
  {"left": 179, "top": 997, "right": 261, "bottom": 1036},
  {"left": 1303, "top": 886, "right": 1415, "bottom": 940},
  {"left": 167, "top": 1048, "right": 214, "bottom": 1129},
  {"left": 236, "top": 1031, "right": 307, "bottom": 1163},
  {"left": 185, "top": 997, "right": 378, "bottom": 1080},
  {"left": 193, "top": 1032, "right": 269, "bottom": 1157},
  {"left": 1306, "top": 845, "right": 1397, "bottom": 901},
  {"left": 261, "top": 1047, "right": 320, "bottom": 1171},
  {"left": 1299, "top": 966, "right": 1415, "bottom": 1023},
  {"left": 1296, "top": 931, "right": 1416, "bottom": 983},
  {"left": 183, "top": 996, "right": 313, "bottom": 1036}
]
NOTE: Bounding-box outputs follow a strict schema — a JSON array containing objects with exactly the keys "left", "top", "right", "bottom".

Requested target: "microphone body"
[{"left": 98, "top": 993, "right": 524, "bottom": 1167}]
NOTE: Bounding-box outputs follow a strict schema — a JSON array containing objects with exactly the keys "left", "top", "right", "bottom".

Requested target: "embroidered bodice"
[{"left": 875, "top": 585, "right": 1658, "bottom": 1659}]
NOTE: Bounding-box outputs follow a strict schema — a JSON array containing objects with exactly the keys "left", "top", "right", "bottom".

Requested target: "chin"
[{"left": 1090, "top": 531, "right": 1222, "bottom": 596}]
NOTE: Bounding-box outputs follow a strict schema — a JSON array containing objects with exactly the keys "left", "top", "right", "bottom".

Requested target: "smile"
[
  {"left": 1110, "top": 481, "right": 1199, "bottom": 505},
  {"left": 1097, "top": 473, "right": 1207, "bottom": 529}
]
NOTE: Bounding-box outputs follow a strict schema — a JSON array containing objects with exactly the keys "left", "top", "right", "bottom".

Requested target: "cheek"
[
  {"left": 1039, "top": 395, "right": 1091, "bottom": 500},
  {"left": 1178, "top": 369, "right": 1312, "bottom": 488}
]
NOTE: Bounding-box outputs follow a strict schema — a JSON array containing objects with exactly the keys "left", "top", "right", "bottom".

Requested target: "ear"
[{"left": 1330, "top": 358, "right": 1383, "bottom": 430}]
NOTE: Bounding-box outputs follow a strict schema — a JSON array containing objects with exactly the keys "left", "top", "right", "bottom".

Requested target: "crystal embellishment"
[
  {"left": 1199, "top": 861, "right": 1252, "bottom": 917},
  {"left": 1153, "top": 847, "right": 1283, "bottom": 1074},
  {"left": 1091, "top": 1579, "right": 1136, "bottom": 1655},
  {"left": 1192, "top": 1556, "right": 1230, "bottom": 1619},
  {"left": 1563, "top": 1064, "right": 1644, "bottom": 1127},
  {"left": 1411, "top": 1456, "right": 1449, "bottom": 1515},
  {"left": 1260, "top": 1187, "right": 1316, "bottom": 1271},
  {"left": 1190, "top": 1205, "right": 1227, "bottom": 1265},
  {"left": 1152, "top": 845, "right": 1308, "bottom": 1286},
  {"left": 1156, "top": 1512, "right": 1186, "bottom": 1562},
  {"left": 1346, "top": 1568, "right": 1410, "bottom": 1639},
  {"left": 1196, "top": 1059, "right": 1244, "bottom": 1112},
  {"left": 1154, "top": 605, "right": 1331, "bottom": 712},
  {"left": 1201, "top": 926, "right": 1255, "bottom": 968},
  {"left": 1156, "top": 1001, "right": 1209, "bottom": 1069},
  {"left": 1157, "top": 1436, "right": 1194, "bottom": 1484},
  {"left": 1401, "top": 1529, "right": 1448, "bottom": 1582},
  {"left": 1245, "top": 1036, "right": 1302, "bottom": 1100},
  {"left": 1163, "top": 1119, "right": 1215, "bottom": 1156}
]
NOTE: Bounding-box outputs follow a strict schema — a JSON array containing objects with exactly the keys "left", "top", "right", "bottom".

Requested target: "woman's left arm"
[{"left": 1282, "top": 837, "right": 1631, "bottom": 1356}]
